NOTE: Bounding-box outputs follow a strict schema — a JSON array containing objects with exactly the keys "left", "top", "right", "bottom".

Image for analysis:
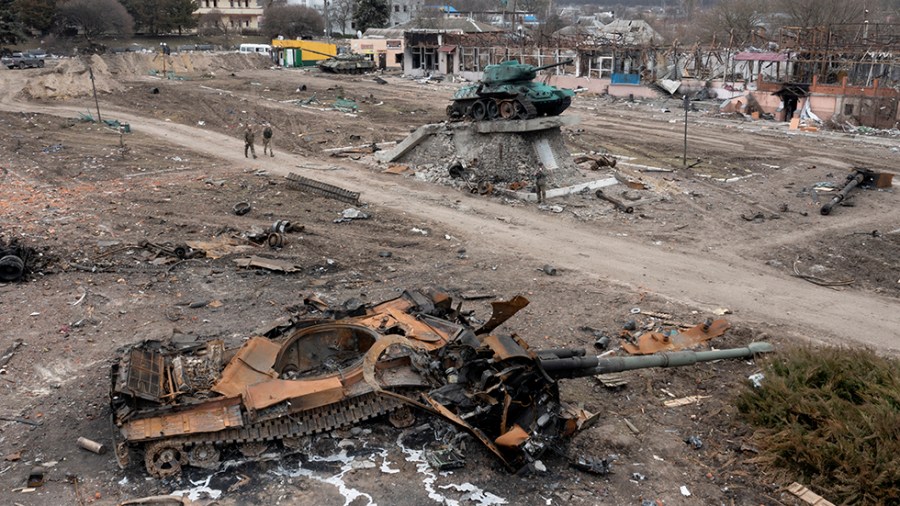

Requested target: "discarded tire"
[
  {"left": 233, "top": 202, "right": 251, "bottom": 216},
  {"left": 0, "top": 255, "right": 25, "bottom": 282},
  {"left": 267, "top": 233, "right": 284, "bottom": 248},
  {"left": 272, "top": 220, "right": 292, "bottom": 234}
]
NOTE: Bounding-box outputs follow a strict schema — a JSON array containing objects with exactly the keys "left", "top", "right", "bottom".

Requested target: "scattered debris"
[
  {"left": 117, "top": 495, "right": 195, "bottom": 505},
  {"left": 0, "top": 238, "right": 35, "bottom": 282},
  {"left": 0, "top": 340, "right": 23, "bottom": 367},
  {"left": 792, "top": 257, "right": 854, "bottom": 287},
  {"left": 233, "top": 256, "right": 302, "bottom": 273},
  {"left": 138, "top": 240, "right": 197, "bottom": 260},
  {"left": 572, "top": 455, "right": 613, "bottom": 475},
  {"left": 0, "top": 416, "right": 42, "bottom": 427},
  {"left": 574, "top": 153, "right": 617, "bottom": 170},
  {"left": 335, "top": 208, "right": 370, "bottom": 223},
  {"left": 425, "top": 447, "right": 466, "bottom": 471},
  {"left": 76, "top": 437, "right": 106, "bottom": 454},
  {"left": 664, "top": 395, "right": 711, "bottom": 408},
  {"left": 540, "top": 264, "right": 558, "bottom": 276},
  {"left": 595, "top": 189, "right": 634, "bottom": 213},
  {"left": 26, "top": 466, "right": 44, "bottom": 488},
  {"left": 622, "top": 318, "right": 730, "bottom": 355},
  {"left": 684, "top": 436, "right": 703, "bottom": 449},
  {"left": 786, "top": 482, "right": 836, "bottom": 506},
  {"left": 232, "top": 202, "right": 251, "bottom": 216},
  {"left": 748, "top": 372, "right": 765, "bottom": 388},
  {"left": 680, "top": 485, "right": 691, "bottom": 497}
]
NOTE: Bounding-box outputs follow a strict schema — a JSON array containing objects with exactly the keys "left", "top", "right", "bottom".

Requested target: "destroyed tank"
[
  {"left": 110, "top": 289, "right": 773, "bottom": 477},
  {"left": 447, "top": 59, "right": 576, "bottom": 121},
  {"left": 317, "top": 53, "right": 376, "bottom": 74}
]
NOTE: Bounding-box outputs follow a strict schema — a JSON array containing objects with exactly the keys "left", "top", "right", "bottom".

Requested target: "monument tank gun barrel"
[
  {"left": 540, "top": 342, "right": 774, "bottom": 379},
  {"left": 532, "top": 59, "right": 574, "bottom": 72}
]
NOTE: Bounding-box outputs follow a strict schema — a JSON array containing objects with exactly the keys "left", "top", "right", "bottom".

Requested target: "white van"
[{"left": 239, "top": 44, "right": 272, "bottom": 56}]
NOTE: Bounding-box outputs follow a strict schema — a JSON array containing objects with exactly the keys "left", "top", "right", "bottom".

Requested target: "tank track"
[{"left": 138, "top": 391, "right": 406, "bottom": 475}]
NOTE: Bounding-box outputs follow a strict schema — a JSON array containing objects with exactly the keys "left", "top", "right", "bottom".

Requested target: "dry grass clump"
[{"left": 737, "top": 347, "right": 900, "bottom": 505}]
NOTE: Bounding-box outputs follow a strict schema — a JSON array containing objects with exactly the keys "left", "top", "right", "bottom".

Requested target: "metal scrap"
[
  {"left": 622, "top": 318, "right": 730, "bottom": 355},
  {"left": 286, "top": 172, "right": 360, "bottom": 204},
  {"left": 792, "top": 256, "right": 854, "bottom": 287},
  {"left": 596, "top": 189, "right": 634, "bottom": 213},
  {"left": 233, "top": 256, "right": 302, "bottom": 273},
  {"left": 0, "top": 340, "right": 23, "bottom": 367}
]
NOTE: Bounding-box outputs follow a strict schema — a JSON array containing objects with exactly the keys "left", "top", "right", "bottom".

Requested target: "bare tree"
[
  {"left": 411, "top": 5, "right": 442, "bottom": 29},
  {"left": 261, "top": 3, "right": 324, "bottom": 39},
  {"left": 57, "top": 0, "right": 133, "bottom": 41},
  {"left": 198, "top": 9, "right": 227, "bottom": 37},
  {"left": 697, "top": 0, "right": 768, "bottom": 46},
  {"left": 331, "top": 0, "right": 353, "bottom": 35},
  {"left": 777, "top": 0, "right": 866, "bottom": 29}
]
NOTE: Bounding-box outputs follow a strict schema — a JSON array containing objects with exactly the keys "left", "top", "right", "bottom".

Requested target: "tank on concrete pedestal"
[{"left": 448, "top": 60, "right": 575, "bottom": 121}]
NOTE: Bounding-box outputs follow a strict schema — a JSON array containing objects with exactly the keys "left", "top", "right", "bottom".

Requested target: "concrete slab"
[
  {"left": 376, "top": 124, "right": 442, "bottom": 162},
  {"left": 498, "top": 177, "right": 618, "bottom": 202},
  {"left": 474, "top": 115, "right": 580, "bottom": 133}
]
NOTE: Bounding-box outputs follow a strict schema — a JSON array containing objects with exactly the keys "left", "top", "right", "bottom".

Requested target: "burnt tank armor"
[{"left": 448, "top": 59, "right": 575, "bottom": 121}]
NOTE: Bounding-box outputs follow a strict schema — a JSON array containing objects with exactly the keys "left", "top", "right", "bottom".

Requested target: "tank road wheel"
[
  {"left": 470, "top": 101, "right": 487, "bottom": 121},
  {"left": 498, "top": 100, "right": 517, "bottom": 119},
  {"left": 188, "top": 444, "right": 221, "bottom": 470},
  {"left": 239, "top": 442, "right": 269, "bottom": 458},
  {"left": 115, "top": 442, "right": 130, "bottom": 469},
  {"left": 144, "top": 441, "right": 188, "bottom": 479},
  {"left": 486, "top": 100, "right": 499, "bottom": 120},
  {"left": 388, "top": 406, "right": 416, "bottom": 428}
]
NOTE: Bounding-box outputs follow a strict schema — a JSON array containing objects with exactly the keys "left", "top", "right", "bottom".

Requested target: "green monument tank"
[{"left": 448, "top": 59, "right": 575, "bottom": 121}]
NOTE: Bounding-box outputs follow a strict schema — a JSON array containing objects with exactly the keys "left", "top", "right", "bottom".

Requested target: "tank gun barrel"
[
  {"left": 540, "top": 342, "right": 774, "bottom": 379},
  {"left": 533, "top": 59, "right": 573, "bottom": 72}
]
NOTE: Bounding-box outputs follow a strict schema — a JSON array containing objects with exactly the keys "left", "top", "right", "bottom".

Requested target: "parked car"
[{"left": 1, "top": 52, "right": 45, "bottom": 69}]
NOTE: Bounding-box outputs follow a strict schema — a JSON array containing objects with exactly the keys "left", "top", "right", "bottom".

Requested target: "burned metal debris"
[
  {"left": 109, "top": 289, "right": 773, "bottom": 478},
  {"left": 595, "top": 189, "right": 634, "bottom": 214}
]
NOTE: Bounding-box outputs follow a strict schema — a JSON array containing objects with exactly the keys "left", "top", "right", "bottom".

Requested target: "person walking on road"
[
  {"left": 262, "top": 123, "right": 274, "bottom": 157},
  {"left": 244, "top": 125, "right": 257, "bottom": 159}
]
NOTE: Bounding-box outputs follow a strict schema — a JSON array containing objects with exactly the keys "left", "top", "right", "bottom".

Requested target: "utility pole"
[
  {"left": 88, "top": 65, "right": 102, "bottom": 123},
  {"left": 682, "top": 95, "right": 689, "bottom": 166}
]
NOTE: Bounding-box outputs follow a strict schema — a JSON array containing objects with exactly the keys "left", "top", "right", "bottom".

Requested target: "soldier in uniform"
[
  {"left": 244, "top": 125, "right": 257, "bottom": 159},
  {"left": 262, "top": 123, "right": 274, "bottom": 157},
  {"left": 534, "top": 162, "right": 548, "bottom": 204}
]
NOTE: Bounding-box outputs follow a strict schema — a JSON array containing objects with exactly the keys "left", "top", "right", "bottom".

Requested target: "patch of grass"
[{"left": 737, "top": 346, "right": 900, "bottom": 505}]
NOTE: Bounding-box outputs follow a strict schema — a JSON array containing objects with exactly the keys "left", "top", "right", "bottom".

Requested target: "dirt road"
[{"left": 2, "top": 70, "right": 896, "bottom": 351}]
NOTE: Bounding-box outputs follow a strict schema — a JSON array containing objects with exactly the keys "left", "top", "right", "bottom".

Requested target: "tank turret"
[{"left": 448, "top": 59, "right": 575, "bottom": 121}]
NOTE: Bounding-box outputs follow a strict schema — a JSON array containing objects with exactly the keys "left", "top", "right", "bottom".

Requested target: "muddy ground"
[{"left": 0, "top": 53, "right": 898, "bottom": 506}]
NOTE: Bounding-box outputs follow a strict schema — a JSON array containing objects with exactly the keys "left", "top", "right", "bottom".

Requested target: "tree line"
[{"left": 0, "top": 0, "right": 394, "bottom": 46}]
